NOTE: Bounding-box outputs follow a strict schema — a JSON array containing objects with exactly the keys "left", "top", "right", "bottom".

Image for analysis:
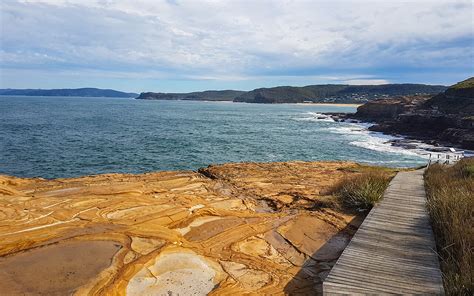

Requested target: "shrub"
[
  {"left": 462, "top": 164, "right": 474, "bottom": 177},
  {"left": 332, "top": 171, "right": 392, "bottom": 211},
  {"left": 425, "top": 158, "right": 474, "bottom": 295}
]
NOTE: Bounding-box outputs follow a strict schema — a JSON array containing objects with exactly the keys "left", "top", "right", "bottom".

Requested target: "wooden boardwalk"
[{"left": 323, "top": 169, "right": 445, "bottom": 295}]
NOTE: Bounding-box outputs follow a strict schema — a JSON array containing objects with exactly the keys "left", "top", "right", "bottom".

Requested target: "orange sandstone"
[{"left": 0, "top": 161, "right": 369, "bottom": 295}]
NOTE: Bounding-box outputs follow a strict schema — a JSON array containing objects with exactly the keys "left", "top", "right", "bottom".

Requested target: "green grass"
[
  {"left": 331, "top": 170, "right": 393, "bottom": 211},
  {"left": 425, "top": 158, "right": 474, "bottom": 295},
  {"left": 451, "top": 77, "right": 474, "bottom": 90}
]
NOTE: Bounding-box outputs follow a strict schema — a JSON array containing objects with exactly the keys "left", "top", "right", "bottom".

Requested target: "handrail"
[{"left": 426, "top": 151, "right": 464, "bottom": 167}]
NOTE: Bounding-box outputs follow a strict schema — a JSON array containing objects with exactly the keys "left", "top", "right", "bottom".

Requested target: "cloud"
[
  {"left": 1, "top": 0, "right": 473, "bottom": 91},
  {"left": 343, "top": 79, "right": 390, "bottom": 85}
]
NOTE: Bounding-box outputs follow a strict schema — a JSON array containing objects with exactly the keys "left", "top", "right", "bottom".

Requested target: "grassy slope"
[
  {"left": 425, "top": 158, "right": 474, "bottom": 295},
  {"left": 450, "top": 77, "right": 474, "bottom": 90}
]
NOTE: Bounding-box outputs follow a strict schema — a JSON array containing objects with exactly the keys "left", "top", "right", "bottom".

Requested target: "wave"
[
  {"left": 292, "top": 112, "right": 335, "bottom": 122},
  {"left": 293, "top": 110, "right": 463, "bottom": 163},
  {"left": 327, "top": 124, "right": 431, "bottom": 158},
  {"left": 292, "top": 112, "right": 428, "bottom": 158}
]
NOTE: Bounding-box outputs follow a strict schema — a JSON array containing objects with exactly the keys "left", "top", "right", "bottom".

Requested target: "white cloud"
[
  {"left": 344, "top": 79, "right": 390, "bottom": 85},
  {"left": 1, "top": 0, "right": 473, "bottom": 89}
]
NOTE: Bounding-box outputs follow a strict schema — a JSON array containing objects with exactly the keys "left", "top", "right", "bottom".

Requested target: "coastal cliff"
[
  {"left": 351, "top": 77, "right": 474, "bottom": 149},
  {"left": 0, "top": 161, "right": 385, "bottom": 295}
]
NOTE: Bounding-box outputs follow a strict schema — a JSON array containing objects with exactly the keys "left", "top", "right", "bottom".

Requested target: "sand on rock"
[{"left": 127, "top": 248, "right": 223, "bottom": 296}]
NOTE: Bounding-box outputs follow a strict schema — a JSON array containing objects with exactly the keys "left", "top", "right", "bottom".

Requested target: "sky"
[{"left": 0, "top": 0, "right": 473, "bottom": 93}]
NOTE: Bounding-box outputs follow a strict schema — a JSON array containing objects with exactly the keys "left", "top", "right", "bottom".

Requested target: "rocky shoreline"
[
  {"left": 326, "top": 111, "right": 468, "bottom": 154},
  {"left": 326, "top": 78, "right": 474, "bottom": 151}
]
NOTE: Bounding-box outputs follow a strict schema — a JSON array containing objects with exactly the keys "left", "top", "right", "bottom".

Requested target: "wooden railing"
[{"left": 426, "top": 151, "right": 464, "bottom": 166}]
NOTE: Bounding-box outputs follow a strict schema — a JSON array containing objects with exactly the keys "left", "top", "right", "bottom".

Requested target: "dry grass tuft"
[
  {"left": 425, "top": 158, "right": 474, "bottom": 295},
  {"left": 331, "top": 170, "right": 393, "bottom": 211}
]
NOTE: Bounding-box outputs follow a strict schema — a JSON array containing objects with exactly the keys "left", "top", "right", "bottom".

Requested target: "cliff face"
[
  {"left": 353, "top": 77, "right": 474, "bottom": 149},
  {"left": 0, "top": 161, "right": 380, "bottom": 295}
]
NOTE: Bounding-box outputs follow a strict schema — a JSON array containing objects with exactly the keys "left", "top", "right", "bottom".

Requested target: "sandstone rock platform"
[{"left": 0, "top": 161, "right": 374, "bottom": 295}]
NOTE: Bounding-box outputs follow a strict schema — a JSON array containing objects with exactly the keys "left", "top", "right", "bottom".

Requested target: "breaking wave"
[
  {"left": 327, "top": 124, "right": 431, "bottom": 159},
  {"left": 292, "top": 112, "right": 335, "bottom": 122}
]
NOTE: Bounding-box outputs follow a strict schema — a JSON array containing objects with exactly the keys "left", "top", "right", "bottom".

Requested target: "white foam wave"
[
  {"left": 327, "top": 124, "right": 430, "bottom": 158},
  {"left": 351, "top": 138, "right": 427, "bottom": 158},
  {"left": 293, "top": 111, "right": 465, "bottom": 162},
  {"left": 292, "top": 112, "right": 334, "bottom": 122}
]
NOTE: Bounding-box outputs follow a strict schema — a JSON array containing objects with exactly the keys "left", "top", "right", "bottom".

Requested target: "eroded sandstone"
[{"left": 0, "top": 161, "right": 371, "bottom": 295}]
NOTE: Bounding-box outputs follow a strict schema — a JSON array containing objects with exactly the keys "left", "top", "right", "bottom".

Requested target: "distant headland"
[
  {"left": 1, "top": 83, "right": 448, "bottom": 104},
  {"left": 136, "top": 83, "right": 447, "bottom": 104},
  {"left": 0, "top": 88, "right": 138, "bottom": 98}
]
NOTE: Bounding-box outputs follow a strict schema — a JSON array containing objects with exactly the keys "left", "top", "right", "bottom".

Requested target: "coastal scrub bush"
[
  {"left": 425, "top": 158, "right": 474, "bottom": 295},
  {"left": 332, "top": 170, "right": 392, "bottom": 211}
]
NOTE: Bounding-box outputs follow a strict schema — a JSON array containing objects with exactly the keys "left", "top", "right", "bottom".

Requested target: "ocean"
[{"left": 0, "top": 96, "right": 429, "bottom": 179}]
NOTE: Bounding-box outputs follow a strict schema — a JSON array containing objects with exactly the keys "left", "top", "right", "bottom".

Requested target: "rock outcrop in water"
[
  {"left": 350, "top": 77, "right": 474, "bottom": 150},
  {"left": 0, "top": 161, "right": 380, "bottom": 295}
]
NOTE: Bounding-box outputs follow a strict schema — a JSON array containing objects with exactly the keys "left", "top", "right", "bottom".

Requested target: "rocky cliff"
[
  {"left": 0, "top": 161, "right": 390, "bottom": 295},
  {"left": 352, "top": 77, "right": 474, "bottom": 149}
]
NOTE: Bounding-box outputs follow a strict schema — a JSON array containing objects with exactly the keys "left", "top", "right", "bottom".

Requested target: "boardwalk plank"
[{"left": 323, "top": 169, "right": 444, "bottom": 295}]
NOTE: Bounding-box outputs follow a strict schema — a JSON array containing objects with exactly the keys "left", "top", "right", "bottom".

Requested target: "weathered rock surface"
[{"left": 0, "top": 161, "right": 370, "bottom": 295}]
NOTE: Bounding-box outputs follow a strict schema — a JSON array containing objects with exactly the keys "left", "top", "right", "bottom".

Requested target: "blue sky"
[{"left": 0, "top": 0, "right": 473, "bottom": 93}]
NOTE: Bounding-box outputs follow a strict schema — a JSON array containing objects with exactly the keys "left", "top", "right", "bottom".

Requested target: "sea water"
[{"left": 0, "top": 96, "right": 429, "bottom": 178}]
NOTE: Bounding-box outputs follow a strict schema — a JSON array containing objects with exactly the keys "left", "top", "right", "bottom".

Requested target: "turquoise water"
[{"left": 0, "top": 96, "right": 427, "bottom": 178}]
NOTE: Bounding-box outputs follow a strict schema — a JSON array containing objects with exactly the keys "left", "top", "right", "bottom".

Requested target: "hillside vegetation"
[
  {"left": 450, "top": 77, "right": 474, "bottom": 90},
  {"left": 136, "top": 90, "right": 245, "bottom": 101},
  {"left": 234, "top": 84, "right": 447, "bottom": 103},
  {"left": 135, "top": 83, "right": 447, "bottom": 103}
]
